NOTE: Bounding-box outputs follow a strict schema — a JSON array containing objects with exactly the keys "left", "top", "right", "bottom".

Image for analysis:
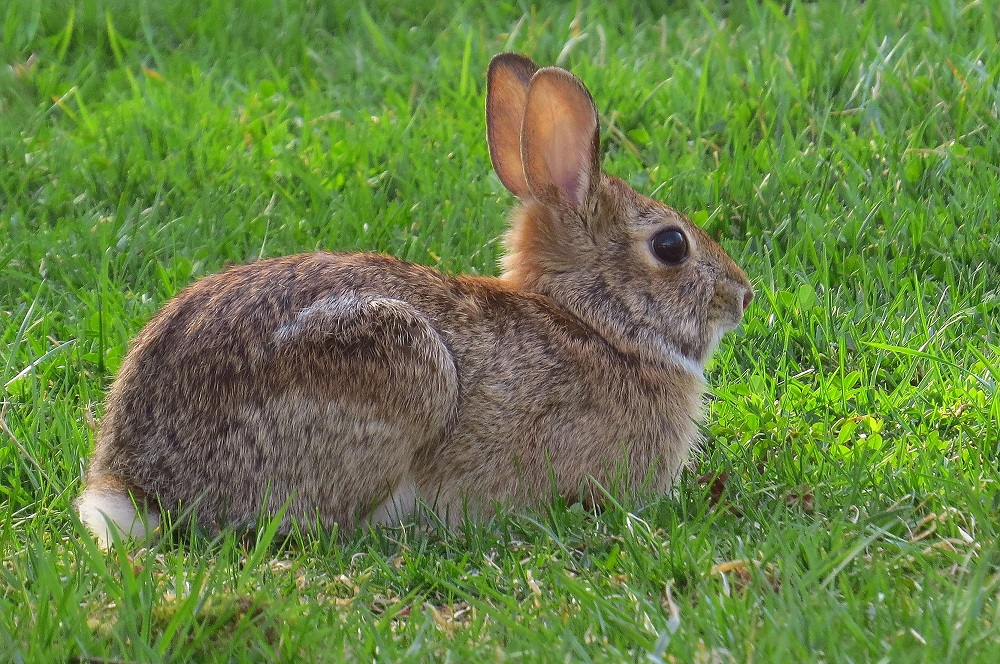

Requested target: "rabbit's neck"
[{"left": 578, "top": 296, "right": 708, "bottom": 379}]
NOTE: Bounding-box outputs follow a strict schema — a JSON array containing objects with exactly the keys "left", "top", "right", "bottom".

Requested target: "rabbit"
[{"left": 76, "top": 53, "right": 753, "bottom": 548}]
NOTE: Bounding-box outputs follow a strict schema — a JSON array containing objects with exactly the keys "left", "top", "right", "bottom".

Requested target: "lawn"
[{"left": 2, "top": 0, "right": 999, "bottom": 661}]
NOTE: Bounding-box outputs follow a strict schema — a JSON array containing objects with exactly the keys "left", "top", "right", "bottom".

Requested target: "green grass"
[{"left": 2, "top": 0, "right": 999, "bottom": 660}]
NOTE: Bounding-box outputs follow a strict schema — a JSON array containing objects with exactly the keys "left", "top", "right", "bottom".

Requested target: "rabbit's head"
[{"left": 487, "top": 53, "right": 752, "bottom": 372}]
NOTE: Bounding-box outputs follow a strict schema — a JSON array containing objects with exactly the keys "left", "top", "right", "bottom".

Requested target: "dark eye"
[{"left": 650, "top": 227, "right": 688, "bottom": 264}]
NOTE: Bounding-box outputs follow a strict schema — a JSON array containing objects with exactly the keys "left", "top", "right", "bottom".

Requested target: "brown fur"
[{"left": 77, "top": 53, "right": 752, "bottom": 541}]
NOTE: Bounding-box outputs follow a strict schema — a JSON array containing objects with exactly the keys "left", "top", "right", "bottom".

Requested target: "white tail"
[{"left": 77, "top": 488, "right": 159, "bottom": 549}]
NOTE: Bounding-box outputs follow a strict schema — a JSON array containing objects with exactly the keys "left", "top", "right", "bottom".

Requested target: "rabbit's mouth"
[
  {"left": 712, "top": 280, "right": 752, "bottom": 326},
  {"left": 702, "top": 285, "right": 752, "bottom": 360}
]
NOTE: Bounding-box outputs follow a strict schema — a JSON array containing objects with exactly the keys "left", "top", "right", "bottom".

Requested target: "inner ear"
[
  {"left": 486, "top": 53, "right": 539, "bottom": 199},
  {"left": 521, "top": 67, "right": 600, "bottom": 210}
]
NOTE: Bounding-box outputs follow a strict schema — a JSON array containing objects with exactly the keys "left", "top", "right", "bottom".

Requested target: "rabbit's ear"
[
  {"left": 521, "top": 67, "right": 600, "bottom": 211},
  {"left": 486, "top": 53, "right": 539, "bottom": 199}
]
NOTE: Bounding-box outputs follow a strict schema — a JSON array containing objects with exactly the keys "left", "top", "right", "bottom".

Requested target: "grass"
[{"left": 2, "top": 0, "right": 999, "bottom": 660}]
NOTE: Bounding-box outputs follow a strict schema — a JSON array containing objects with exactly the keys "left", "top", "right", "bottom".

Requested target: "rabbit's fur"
[{"left": 77, "top": 54, "right": 752, "bottom": 547}]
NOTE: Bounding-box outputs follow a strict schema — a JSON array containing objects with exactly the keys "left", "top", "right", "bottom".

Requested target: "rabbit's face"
[
  {"left": 588, "top": 176, "right": 753, "bottom": 366},
  {"left": 486, "top": 54, "right": 751, "bottom": 369}
]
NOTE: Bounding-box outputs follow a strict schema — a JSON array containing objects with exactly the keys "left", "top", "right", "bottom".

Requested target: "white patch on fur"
[
  {"left": 650, "top": 337, "right": 705, "bottom": 379},
  {"left": 77, "top": 490, "right": 159, "bottom": 549},
  {"left": 275, "top": 295, "right": 411, "bottom": 344},
  {"left": 275, "top": 294, "right": 360, "bottom": 343},
  {"left": 703, "top": 325, "right": 728, "bottom": 361},
  {"left": 369, "top": 476, "right": 419, "bottom": 526}
]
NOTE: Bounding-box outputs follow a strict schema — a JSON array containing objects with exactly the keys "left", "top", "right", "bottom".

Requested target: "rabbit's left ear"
[
  {"left": 521, "top": 67, "right": 600, "bottom": 211},
  {"left": 486, "top": 53, "right": 540, "bottom": 199}
]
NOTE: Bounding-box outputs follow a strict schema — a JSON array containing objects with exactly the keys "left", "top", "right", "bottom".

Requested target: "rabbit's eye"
[{"left": 651, "top": 228, "right": 688, "bottom": 264}]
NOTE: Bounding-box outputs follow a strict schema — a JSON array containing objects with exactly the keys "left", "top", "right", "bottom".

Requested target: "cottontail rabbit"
[{"left": 77, "top": 53, "right": 753, "bottom": 547}]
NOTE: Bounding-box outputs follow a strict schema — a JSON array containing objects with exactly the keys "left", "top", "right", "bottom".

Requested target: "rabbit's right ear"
[
  {"left": 486, "top": 53, "right": 539, "bottom": 199},
  {"left": 521, "top": 67, "right": 600, "bottom": 211}
]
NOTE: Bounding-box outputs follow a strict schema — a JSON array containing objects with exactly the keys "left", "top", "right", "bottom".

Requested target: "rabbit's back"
[{"left": 90, "top": 252, "right": 464, "bottom": 529}]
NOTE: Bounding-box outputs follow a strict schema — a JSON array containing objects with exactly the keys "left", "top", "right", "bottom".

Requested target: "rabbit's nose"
[{"left": 742, "top": 289, "right": 754, "bottom": 311}]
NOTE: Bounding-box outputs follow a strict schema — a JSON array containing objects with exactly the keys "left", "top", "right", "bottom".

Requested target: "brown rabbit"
[{"left": 77, "top": 53, "right": 753, "bottom": 547}]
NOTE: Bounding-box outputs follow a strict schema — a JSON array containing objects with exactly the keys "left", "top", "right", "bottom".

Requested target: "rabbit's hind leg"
[{"left": 274, "top": 294, "right": 459, "bottom": 527}]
